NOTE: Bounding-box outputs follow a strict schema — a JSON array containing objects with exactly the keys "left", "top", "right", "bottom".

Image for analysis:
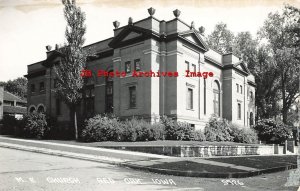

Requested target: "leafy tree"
[
  {"left": 259, "top": 5, "right": 300, "bottom": 124},
  {"left": 207, "top": 22, "right": 235, "bottom": 54},
  {"left": 0, "top": 77, "right": 27, "bottom": 99},
  {"left": 233, "top": 32, "right": 258, "bottom": 72},
  {"left": 54, "top": 0, "right": 87, "bottom": 139}
]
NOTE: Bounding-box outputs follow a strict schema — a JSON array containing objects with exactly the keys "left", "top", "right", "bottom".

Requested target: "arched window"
[
  {"left": 105, "top": 71, "right": 113, "bottom": 113},
  {"left": 37, "top": 105, "right": 45, "bottom": 113},
  {"left": 29, "top": 106, "right": 36, "bottom": 113},
  {"left": 213, "top": 81, "right": 220, "bottom": 117}
]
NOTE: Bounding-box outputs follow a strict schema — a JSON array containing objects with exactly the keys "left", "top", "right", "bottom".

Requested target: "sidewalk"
[{"left": 0, "top": 136, "right": 298, "bottom": 178}]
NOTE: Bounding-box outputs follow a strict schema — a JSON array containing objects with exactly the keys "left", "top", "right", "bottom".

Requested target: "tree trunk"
[
  {"left": 281, "top": 73, "right": 287, "bottom": 124},
  {"left": 74, "top": 111, "right": 78, "bottom": 140},
  {"left": 69, "top": 104, "right": 78, "bottom": 140}
]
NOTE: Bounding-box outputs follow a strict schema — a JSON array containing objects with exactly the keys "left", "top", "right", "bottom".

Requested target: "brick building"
[{"left": 25, "top": 8, "right": 256, "bottom": 130}]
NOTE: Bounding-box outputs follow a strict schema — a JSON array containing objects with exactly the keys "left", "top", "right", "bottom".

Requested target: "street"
[{"left": 0, "top": 147, "right": 298, "bottom": 191}]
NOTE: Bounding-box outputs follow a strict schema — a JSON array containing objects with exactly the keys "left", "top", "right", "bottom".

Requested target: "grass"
[
  {"left": 150, "top": 161, "right": 247, "bottom": 173},
  {"left": 205, "top": 155, "right": 298, "bottom": 169}
]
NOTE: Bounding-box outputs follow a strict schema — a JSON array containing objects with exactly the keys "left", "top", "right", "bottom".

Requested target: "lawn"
[
  {"left": 150, "top": 160, "right": 248, "bottom": 173},
  {"left": 205, "top": 155, "right": 298, "bottom": 169}
]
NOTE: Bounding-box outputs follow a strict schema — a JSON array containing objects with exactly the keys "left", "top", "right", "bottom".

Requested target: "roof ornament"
[
  {"left": 191, "top": 21, "right": 195, "bottom": 29},
  {"left": 46, "top": 45, "right": 52, "bottom": 51},
  {"left": 113, "top": 21, "right": 120, "bottom": 29},
  {"left": 128, "top": 17, "right": 133, "bottom": 25},
  {"left": 148, "top": 7, "right": 155, "bottom": 16},
  {"left": 199, "top": 26, "right": 205, "bottom": 34},
  {"left": 173, "top": 9, "right": 181, "bottom": 18}
]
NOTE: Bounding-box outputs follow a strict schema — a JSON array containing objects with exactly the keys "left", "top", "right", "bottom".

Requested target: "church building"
[{"left": 25, "top": 8, "right": 256, "bottom": 130}]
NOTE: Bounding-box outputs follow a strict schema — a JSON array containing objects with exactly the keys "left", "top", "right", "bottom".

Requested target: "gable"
[
  {"left": 122, "top": 32, "right": 142, "bottom": 42},
  {"left": 109, "top": 25, "right": 158, "bottom": 48},
  {"left": 179, "top": 31, "right": 209, "bottom": 52},
  {"left": 185, "top": 35, "right": 198, "bottom": 44},
  {"left": 234, "top": 61, "right": 250, "bottom": 75}
]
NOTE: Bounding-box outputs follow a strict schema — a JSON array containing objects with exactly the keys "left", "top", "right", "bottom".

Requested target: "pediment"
[
  {"left": 234, "top": 61, "right": 250, "bottom": 74},
  {"left": 122, "top": 31, "right": 143, "bottom": 42},
  {"left": 179, "top": 30, "right": 209, "bottom": 52},
  {"left": 109, "top": 25, "right": 156, "bottom": 48}
]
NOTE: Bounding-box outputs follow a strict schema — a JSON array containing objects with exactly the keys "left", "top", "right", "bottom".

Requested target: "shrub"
[
  {"left": 119, "top": 118, "right": 164, "bottom": 141},
  {"left": 81, "top": 115, "right": 165, "bottom": 142},
  {"left": 1, "top": 115, "right": 18, "bottom": 135},
  {"left": 193, "top": 130, "right": 206, "bottom": 141},
  {"left": 81, "top": 114, "right": 122, "bottom": 142},
  {"left": 253, "top": 119, "right": 292, "bottom": 144},
  {"left": 204, "top": 115, "right": 233, "bottom": 142},
  {"left": 161, "top": 116, "right": 194, "bottom": 140},
  {"left": 230, "top": 124, "right": 258, "bottom": 144},
  {"left": 22, "top": 113, "right": 49, "bottom": 139}
]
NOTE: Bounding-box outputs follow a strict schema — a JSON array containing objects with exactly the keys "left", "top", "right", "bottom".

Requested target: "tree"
[
  {"left": 54, "top": 0, "right": 87, "bottom": 139},
  {"left": 233, "top": 32, "right": 258, "bottom": 72},
  {"left": 207, "top": 22, "right": 235, "bottom": 54},
  {"left": 259, "top": 5, "right": 300, "bottom": 124},
  {"left": 0, "top": 77, "right": 27, "bottom": 99}
]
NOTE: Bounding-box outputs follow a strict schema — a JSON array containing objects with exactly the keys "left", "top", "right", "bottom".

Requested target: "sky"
[{"left": 0, "top": 0, "right": 299, "bottom": 82}]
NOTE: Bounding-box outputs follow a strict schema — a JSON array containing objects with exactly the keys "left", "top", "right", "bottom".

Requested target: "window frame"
[
  {"left": 39, "top": 82, "right": 45, "bottom": 92},
  {"left": 134, "top": 59, "right": 141, "bottom": 71},
  {"left": 191, "top": 64, "right": 196, "bottom": 73},
  {"left": 185, "top": 61, "right": 190, "bottom": 72},
  {"left": 31, "top": 84, "right": 35, "bottom": 93},
  {"left": 237, "top": 103, "right": 241, "bottom": 120},
  {"left": 129, "top": 86, "right": 137, "bottom": 109},
  {"left": 186, "top": 88, "right": 193, "bottom": 110},
  {"left": 125, "top": 61, "right": 131, "bottom": 73}
]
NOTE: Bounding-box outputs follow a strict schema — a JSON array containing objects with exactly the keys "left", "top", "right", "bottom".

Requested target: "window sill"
[{"left": 186, "top": 108, "right": 194, "bottom": 111}]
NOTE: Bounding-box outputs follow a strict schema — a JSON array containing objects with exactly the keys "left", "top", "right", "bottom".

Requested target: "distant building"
[
  {"left": 0, "top": 86, "right": 27, "bottom": 120},
  {"left": 25, "top": 8, "right": 256, "bottom": 130}
]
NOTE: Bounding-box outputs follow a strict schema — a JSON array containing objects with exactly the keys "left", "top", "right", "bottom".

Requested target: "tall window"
[
  {"left": 134, "top": 59, "right": 141, "bottom": 71},
  {"left": 185, "top": 61, "right": 189, "bottom": 72},
  {"left": 105, "top": 73, "right": 113, "bottom": 113},
  {"left": 54, "top": 79, "right": 58, "bottom": 88},
  {"left": 192, "top": 64, "right": 196, "bottom": 73},
  {"left": 125, "top": 61, "right": 131, "bottom": 73},
  {"left": 240, "top": 85, "right": 242, "bottom": 94},
  {"left": 250, "top": 91, "right": 253, "bottom": 102},
  {"left": 238, "top": 103, "right": 241, "bottom": 120},
  {"left": 187, "top": 88, "right": 193, "bottom": 110},
  {"left": 213, "top": 81, "right": 220, "bottom": 116},
  {"left": 31, "top": 84, "right": 35, "bottom": 93},
  {"left": 129, "top": 86, "right": 136, "bottom": 108},
  {"left": 236, "top": 83, "right": 239, "bottom": 93},
  {"left": 39, "top": 82, "right": 45, "bottom": 92},
  {"left": 250, "top": 112, "right": 254, "bottom": 126},
  {"left": 85, "top": 86, "right": 95, "bottom": 117},
  {"left": 56, "top": 99, "right": 61, "bottom": 115},
  {"left": 204, "top": 79, "right": 206, "bottom": 114}
]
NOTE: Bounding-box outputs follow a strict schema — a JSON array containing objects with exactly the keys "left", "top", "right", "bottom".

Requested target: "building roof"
[
  {"left": 3, "top": 91, "right": 27, "bottom": 104},
  {"left": 27, "top": 9, "right": 251, "bottom": 78},
  {"left": 3, "top": 105, "right": 27, "bottom": 114}
]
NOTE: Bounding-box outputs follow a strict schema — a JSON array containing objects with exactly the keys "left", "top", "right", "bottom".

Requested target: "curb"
[
  {"left": 121, "top": 162, "right": 298, "bottom": 178},
  {"left": 0, "top": 142, "right": 126, "bottom": 166}
]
